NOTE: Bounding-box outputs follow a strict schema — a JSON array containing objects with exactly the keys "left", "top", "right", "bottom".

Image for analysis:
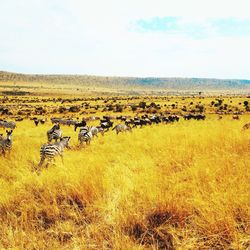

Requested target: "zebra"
[
  {"left": 96, "top": 126, "right": 105, "bottom": 136},
  {"left": 0, "top": 121, "right": 16, "bottom": 130},
  {"left": 47, "top": 124, "right": 63, "bottom": 143},
  {"left": 0, "top": 130, "right": 13, "bottom": 156},
  {"left": 37, "top": 137, "right": 71, "bottom": 170},
  {"left": 112, "top": 124, "right": 132, "bottom": 135},
  {"left": 78, "top": 126, "right": 92, "bottom": 145},
  {"left": 89, "top": 126, "right": 104, "bottom": 137}
]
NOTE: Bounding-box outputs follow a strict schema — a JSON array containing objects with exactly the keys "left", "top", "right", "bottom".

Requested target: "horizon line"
[{"left": 1, "top": 70, "right": 250, "bottom": 82}]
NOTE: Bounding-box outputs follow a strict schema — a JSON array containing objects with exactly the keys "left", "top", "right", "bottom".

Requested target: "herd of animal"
[{"left": 0, "top": 114, "right": 249, "bottom": 174}]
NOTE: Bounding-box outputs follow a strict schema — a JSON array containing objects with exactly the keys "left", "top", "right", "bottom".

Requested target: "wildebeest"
[
  {"left": 51, "top": 117, "right": 62, "bottom": 124},
  {"left": 232, "top": 115, "right": 240, "bottom": 120},
  {"left": 132, "top": 117, "right": 151, "bottom": 128},
  {"left": 34, "top": 119, "right": 39, "bottom": 126},
  {"left": 100, "top": 119, "right": 113, "bottom": 131},
  {"left": 59, "top": 118, "right": 77, "bottom": 126},
  {"left": 74, "top": 120, "right": 87, "bottom": 131},
  {"left": 149, "top": 115, "right": 161, "bottom": 124},
  {"left": 162, "top": 115, "right": 180, "bottom": 123},
  {"left": 184, "top": 114, "right": 206, "bottom": 120}
]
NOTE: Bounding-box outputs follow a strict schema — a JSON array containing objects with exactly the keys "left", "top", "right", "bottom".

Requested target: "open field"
[{"left": 0, "top": 94, "right": 249, "bottom": 250}]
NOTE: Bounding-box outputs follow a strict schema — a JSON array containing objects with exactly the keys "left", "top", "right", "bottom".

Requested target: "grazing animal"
[
  {"left": 89, "top": 126, "right": 100, "bottom": 137},
  {"left": 100, "top": 120, "right": 113, "bottom": 131},
  {"left": 96, "top": 126, "right": 105, "bottom": 136},
  {"left": 87, "top": 126, "right": 104, "bottom": 137},
  {"left": 59, "top": 119, "right": 77, "bottom": 126},
  {"left": 183, "top": 114, "right": 206, "bottom": 120},
  {"left": 51, "top": 117, "right": 62, "bottom": 124},
  {"left": 40, "top": 118, "right": 46, "bottom": 124},
  {"left": 0, "top": 121, "right": 16, "bottom": 130},
  {"left": 242, "top": 123, "right": 250, "bottom": 130},
  {"left": 37, "top": 137, "right": 71, "bottom": 170},
  {"left": 74, "top": 120, "right": 87, "bottom": 131},
  {"left": 78, "top": 127, "right": 92, "bottom": 145},
  {"left": 112, "top": 124, "right": 132, "bottom": 134},
  {"left": 47, "top": 125, "right": 62, "bottom": 143},
  {"left": 232, "top": 115, "right": 240, "bottom": 120},
  {"left": 132, "top": 118, "right": 149, "bottom": 128},
  {"left": 0, "top": 130, "right": 13, "bottom": 156},
  {"left": 15, "top": 117, "right": 23, "bottom": 122},
  {"left": 149, "top": 115, "right": 161, "bottom": 124},
  {"left": 34, "top": 119, "right": 39, "bottom": 126}
]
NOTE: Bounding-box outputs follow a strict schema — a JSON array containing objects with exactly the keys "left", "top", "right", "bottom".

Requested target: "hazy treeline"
[{"left": 1, "top": 71, "right": 250, "bottom": 91}]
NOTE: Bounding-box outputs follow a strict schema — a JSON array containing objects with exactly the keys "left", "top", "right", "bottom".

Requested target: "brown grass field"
[{"left": 0, "top": 92, "right": 249, "bottom": 249}]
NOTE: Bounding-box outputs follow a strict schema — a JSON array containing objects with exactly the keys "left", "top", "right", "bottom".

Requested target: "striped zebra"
[
  {"left": 0, "top": 130, "right": 13, "bottom": 156},
  {"left": 37, "top": 136, "right": 71, "bottom": 170},
  {"left": 112, "top": 124, "right": 132, "bottom": 135},
  {"left": 47, "top": 125, "right": 63, "bottom": 143},
  {"left": 0, "top": 121, "right": 16, "bottom": 130},
  {"left": 78, "top": 126, "right": 92, "bottom": 145},
  {"left": 89, "top": 126, "right": 104, "bottom": 137}
]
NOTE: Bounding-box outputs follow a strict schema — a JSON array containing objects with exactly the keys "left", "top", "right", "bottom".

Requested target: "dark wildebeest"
[
  {"left": 232, "top": 115, "right": 240, "bottom": 120},
  {"left": 74, "top": 120, "right": 87, "bottom": 131}
]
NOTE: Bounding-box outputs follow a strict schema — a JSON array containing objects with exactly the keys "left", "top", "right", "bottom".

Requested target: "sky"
[{"left": 1, "top": 0, "right": 250, "bottom": 79}]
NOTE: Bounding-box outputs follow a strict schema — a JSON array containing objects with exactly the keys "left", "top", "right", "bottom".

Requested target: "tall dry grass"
[{"left": 0, "top": 116, "right": 249, "bottom": 249}]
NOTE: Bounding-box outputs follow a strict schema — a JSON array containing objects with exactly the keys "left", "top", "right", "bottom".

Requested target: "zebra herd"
[
  {"left": 37, "top": 115, "right": 176, "bottom": 170},
  {"left": 37, "top": 120, "right": 110, "bottom": 170},
  {"left": 1, "top": 115, "right": 249, "bottom": 174}
]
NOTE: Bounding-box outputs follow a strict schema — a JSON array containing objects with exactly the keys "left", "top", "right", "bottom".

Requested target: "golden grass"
[{"left": 0, "top": 116, "right": 249, "bottom": 249}]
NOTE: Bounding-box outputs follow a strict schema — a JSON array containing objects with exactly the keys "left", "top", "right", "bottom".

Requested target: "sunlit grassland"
[{"left": 0, "top": 116, "right": 249, "bottom": 249}]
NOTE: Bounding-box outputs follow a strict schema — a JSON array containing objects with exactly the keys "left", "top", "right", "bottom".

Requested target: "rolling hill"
[{"left": 0, "top": 71, "right": 250, "bottom": 95}]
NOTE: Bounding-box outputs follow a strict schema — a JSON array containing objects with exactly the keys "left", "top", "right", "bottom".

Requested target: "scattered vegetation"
[{"left": 0, "top": 91, "right": 249, "bottom": 249}]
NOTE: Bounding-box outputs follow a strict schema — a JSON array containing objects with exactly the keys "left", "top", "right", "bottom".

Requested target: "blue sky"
[
  {"left": 135, "top": 17, "right": 250, "bottom": 38},
  {"left": 1, "top": 0, "right": 250, "bottom": 79}
]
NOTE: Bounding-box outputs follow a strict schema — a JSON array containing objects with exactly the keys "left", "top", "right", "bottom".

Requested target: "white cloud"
[{"left": 0, "top": 0, "right": 250, "bottom": 78}]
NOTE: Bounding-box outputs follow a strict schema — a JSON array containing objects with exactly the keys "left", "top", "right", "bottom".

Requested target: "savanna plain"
[{"left": 0, "top": 93, "right": 249, "bottom": 250}]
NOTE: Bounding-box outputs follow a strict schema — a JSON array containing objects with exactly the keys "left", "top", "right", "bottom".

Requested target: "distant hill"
[{"left": 0, "top": 71, "right": 250, "bottom": 95}]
